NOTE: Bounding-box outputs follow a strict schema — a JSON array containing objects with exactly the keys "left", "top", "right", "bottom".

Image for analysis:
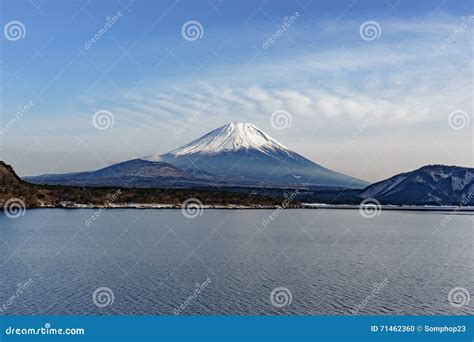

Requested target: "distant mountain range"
[
  {"left": 16, "top": 122, "right": 474, "bottom": 206},
  {"left": 2, "top": 161, "right": 473, "bottom": 207},
  {"left": 25, "top": 122, "right": 368, "bottom": 189}
]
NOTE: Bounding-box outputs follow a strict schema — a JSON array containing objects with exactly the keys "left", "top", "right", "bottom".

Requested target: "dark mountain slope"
[
  {"left": 360, "top": 165, "right": 474, "bottom": 205},
  {"left": 24, "top": 159, "right": 209, "bottom": 188}
]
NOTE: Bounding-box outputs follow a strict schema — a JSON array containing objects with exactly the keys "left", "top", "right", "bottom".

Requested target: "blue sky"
[{"left": 0, "top": 0, "right": 472, "bottom": 181}]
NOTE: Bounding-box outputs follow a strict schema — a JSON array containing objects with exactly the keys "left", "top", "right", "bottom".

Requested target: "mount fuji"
[
  {"left": 143, "top": 122, "right": 368, "bottom": 188},
  {"left": 25, "top": 122, "right": 368, "bottom": 189}
]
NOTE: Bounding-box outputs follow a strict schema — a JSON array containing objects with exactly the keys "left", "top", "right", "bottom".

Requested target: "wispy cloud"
[
  {"left": 2, "top": 12, "right": 471, "bottom": 180},
  {"left": 94, "top": 20, "right": 469, "bottom": 130}
]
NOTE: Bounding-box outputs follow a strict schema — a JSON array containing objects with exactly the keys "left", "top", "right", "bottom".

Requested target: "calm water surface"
[{"left": 0, "top": 209, "right": 472, "bottom": 315}]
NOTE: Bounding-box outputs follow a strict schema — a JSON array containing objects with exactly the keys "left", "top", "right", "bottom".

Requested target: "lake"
[{"left": 0, "top": 209, "right": 472, "bottom": 315}]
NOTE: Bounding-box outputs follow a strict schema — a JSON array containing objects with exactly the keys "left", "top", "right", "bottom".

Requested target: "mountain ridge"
[
  {"left": 360, "top": 164, "right": 474, "bottom": 205},
  {"left": 24, "top": 159, "right": 212, "bottom": 188}
]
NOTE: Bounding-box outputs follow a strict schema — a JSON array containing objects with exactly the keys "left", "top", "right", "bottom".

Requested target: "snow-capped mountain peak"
[
  {"left": 148, "top": 122, "right": 288, "bottom": 159},
  {"left": 140, "top": 122, "right": 369, "bottom": 188}
]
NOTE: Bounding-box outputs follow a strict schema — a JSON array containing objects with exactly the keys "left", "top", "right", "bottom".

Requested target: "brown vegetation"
[{"left": 0, "top": 161, "right": 293, "bottom": 208}]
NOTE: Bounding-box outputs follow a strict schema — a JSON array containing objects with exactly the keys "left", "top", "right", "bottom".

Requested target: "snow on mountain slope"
[
  {"left": 360, "top": 173, "right": 408, "bottom": 198},
  {"left": 360, "top": 165, "right": 474, "bottom": 205},
  {"left": 146, "top": 122, "right": 289, "bottom": 159},
  {"left": 144, "top": 122, "right": 369, "bottom": 188}
]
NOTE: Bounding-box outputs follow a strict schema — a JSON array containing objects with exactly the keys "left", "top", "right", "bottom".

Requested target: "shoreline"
[{"left": 20, "top": 203, "right": 474, "bottom": 212}]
